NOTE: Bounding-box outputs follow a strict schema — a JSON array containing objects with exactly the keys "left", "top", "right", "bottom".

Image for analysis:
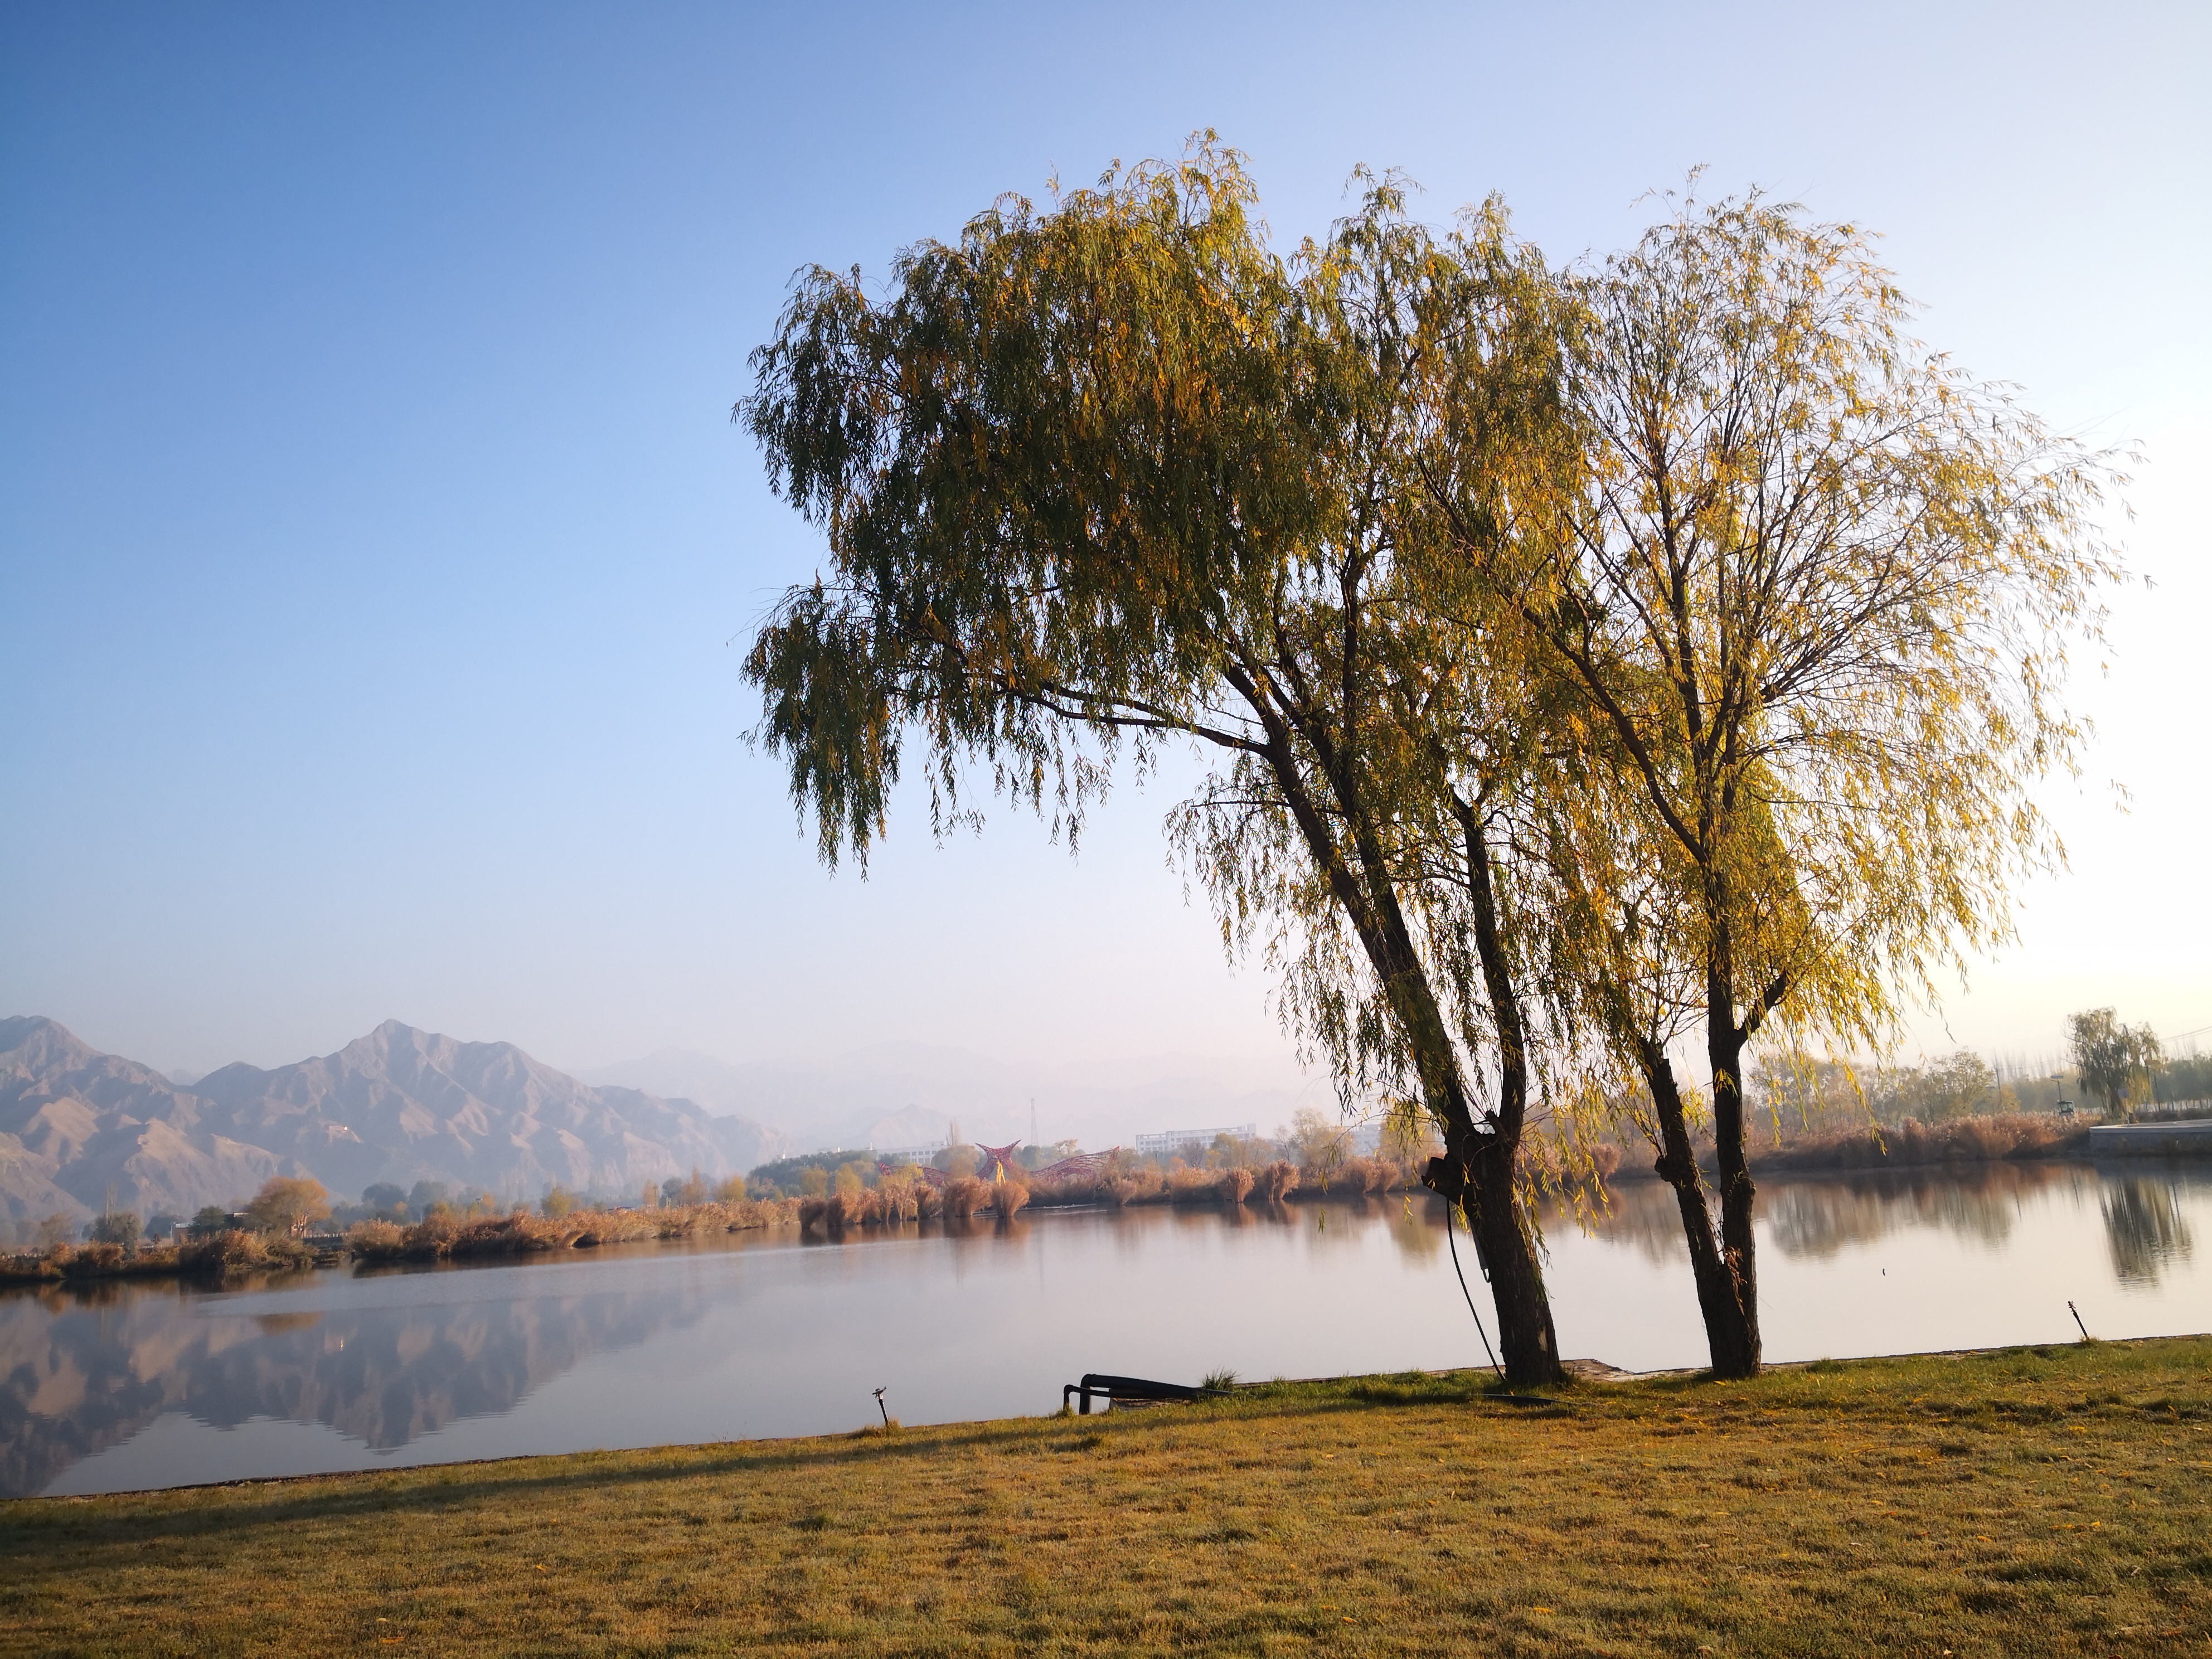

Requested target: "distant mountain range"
[
  {"left": 0, "top": 1016, "right": 784, "bottom": 1226},
  {"left": 2, "top": 1015, "right": 1330, "bottom": 1229}
]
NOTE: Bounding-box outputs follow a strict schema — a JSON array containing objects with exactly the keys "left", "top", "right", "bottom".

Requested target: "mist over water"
[{"left": 7, "top": 1162, "right": 2205, "bottom": 1498}]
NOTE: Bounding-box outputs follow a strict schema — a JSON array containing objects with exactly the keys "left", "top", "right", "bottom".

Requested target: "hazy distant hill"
[
  {"left": 1, "top": 1017, "right": 785, "bottom": 1225},
  {"left": 0, "top": 1016, "right": 287, "bottom": 1225},
  {"left": 189, "top": 1020, "right": 785, "bottom": 1199},
  {"left": 585, "top": 1040, "right": 1329, "bottom": 1156},
  {"left": 581, "top": 1047, "right": 955, "bottom": 1151}
]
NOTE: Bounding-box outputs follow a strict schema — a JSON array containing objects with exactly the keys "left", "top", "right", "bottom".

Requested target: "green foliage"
[
  {"left": 187, "top": 1205, "right": 230, "bottom": 1239},
  {"left": 748, "top": 1152, "right": 893, "bottom": 1196},
  {"left": 660, "top": 1170, "right": 710, "bottom": 1207},
  {"left": 2152, "top": 1052, "right": 2212, "bottom": 1106},
  {"left": 2070, "top": 1007, "right": 2164, "bottom": 1121},
  {"left": 86, "top": 1210, "right": 140, "bottom": 1250}
]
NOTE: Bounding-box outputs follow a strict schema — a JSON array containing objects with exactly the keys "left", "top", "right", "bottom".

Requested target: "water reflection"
[
  {"left": 0, "top": 1269, "right": 710, "bottom": 1498},
  {"left": 1554, "top": 1162, "right": 2210, "bottom": 1270},
  {"left": 1757, "top": 1164, "right": 2054, "bottom": 1258},
  {"left": 6, "top": 1166, "right": 2207, "bottom": 1499},
  {"left": 2102, "top": 1178, "right": 2195, "bottom": 1286}
]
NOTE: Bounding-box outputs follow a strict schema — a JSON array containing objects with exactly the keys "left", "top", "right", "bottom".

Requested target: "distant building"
[
  {"left": 1135, "top": 1124, "right": 1258, "bottom": 1157},
  {"left": 875, "top": 1144, "right": 947, "bottom": 1166}
]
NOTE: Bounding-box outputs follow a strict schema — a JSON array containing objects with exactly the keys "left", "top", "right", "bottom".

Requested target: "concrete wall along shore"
[{"left": 2089, "top": 1120, "right": 2212, "bottom": 1157}]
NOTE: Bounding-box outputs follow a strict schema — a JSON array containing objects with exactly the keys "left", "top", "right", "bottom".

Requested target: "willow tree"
[
  {"left": 1426, "top": 188, "right": 2126, "bottom": 1376},
  {"left": 2070, "top": 1008, "right": 2163, "bottom": 1122},
  {"left": 738, "top": 142, "right": 1570, "bottom": 1382}
]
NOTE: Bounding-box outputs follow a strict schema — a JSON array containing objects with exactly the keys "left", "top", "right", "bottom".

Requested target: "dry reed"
[
  {"left": 1, "top": 1230, "right": 317, "bottom": 1286},
  {"left": 1754, "top": 1113, "right": 2087, "bottom": 1172},
  {"left": 349, "top": 1197, "right": 798, "bottom": 1262},
  {"left": 943, "top": 1176, "right": 991, "bottom": 1220}
]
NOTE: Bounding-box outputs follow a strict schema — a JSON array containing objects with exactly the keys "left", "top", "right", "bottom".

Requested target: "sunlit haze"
[{"left": 4, "top": 2, "right": 2206, "bottom": 1124}]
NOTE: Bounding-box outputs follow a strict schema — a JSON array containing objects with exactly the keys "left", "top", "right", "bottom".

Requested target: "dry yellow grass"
[{"left": 3, "top": 1337, "right": 2208, "bottom": 1656}]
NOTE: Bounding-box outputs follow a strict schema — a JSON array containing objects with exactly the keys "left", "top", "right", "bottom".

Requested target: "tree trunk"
[
  {"left": 1442, "top": 795, "right": 1563, "bottom": 1386},
  {"left": 1641, "top": 1044, "right": 1759, "bottom": 1379},
  {"left": 1423, "top": 1129, "right": 1561, "bottom": 1386},
  {"left": 1245, "top": 705, "right": 1563, "bottom": 1386},
  {"left": 1705, "top": 1005, "right": 1762, "bottom": 1376}
]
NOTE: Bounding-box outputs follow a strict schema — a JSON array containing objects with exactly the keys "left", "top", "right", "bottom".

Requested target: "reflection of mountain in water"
[
  {"left": 2102, "top": 1178, "right": 2194, "bottom": 1287},
  {"left": 0, "top": 1271, "right": 711, "bottom": 1498}
]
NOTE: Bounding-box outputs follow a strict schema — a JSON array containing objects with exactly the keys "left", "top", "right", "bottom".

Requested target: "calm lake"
[{"left": 8, "top": 1160, "right": 2209, "bottom": 1498}]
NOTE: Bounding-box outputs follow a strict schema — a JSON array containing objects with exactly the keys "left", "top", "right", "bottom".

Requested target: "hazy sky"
[{"left": 3, "top": 1, "right": 2206, "bottom": 1083}]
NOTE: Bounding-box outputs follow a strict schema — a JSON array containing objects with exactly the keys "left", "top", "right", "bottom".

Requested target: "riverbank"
[
  {"left": 5, "top": 1336, "right": 2204, "bottom": 1655},
  {"left": 345, "top": 1195, "right": 801, "bottom": 1263},
  {"left": 0, "top": 1197, "right": 804, "bottom": 1287},
  {"left": 0, "top": 1229, "right": 322, "bottom": 1287}
]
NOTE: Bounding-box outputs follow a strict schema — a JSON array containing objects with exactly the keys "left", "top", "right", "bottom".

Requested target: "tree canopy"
[
  {"left": 1408, "top": 185, "right": 2124, "bottom": 1374},
  {"left": 738, "top": 142, "right": 2124, "bottom": 1383},
  {"left": 741, "top": 140, "right": 1577, "bottom": 1381},
  {"left": 2071, "top": 1007, "right": 2164, "bottom": 1122},
  {"left": 245, "top": 1176, "right": 331, "bottom": 1237}
]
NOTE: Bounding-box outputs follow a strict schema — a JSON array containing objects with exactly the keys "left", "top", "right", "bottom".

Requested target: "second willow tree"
[{"left": 1420, "top": 189, "right": 2124, "bottom": 1376}]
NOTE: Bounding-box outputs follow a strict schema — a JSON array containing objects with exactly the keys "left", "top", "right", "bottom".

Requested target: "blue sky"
[{"left": 3, "top": 1, "right": 2206, "bottom": 1081}]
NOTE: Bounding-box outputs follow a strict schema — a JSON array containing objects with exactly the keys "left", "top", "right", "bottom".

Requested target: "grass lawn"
[{"left": 3, "top": 1336, "right": 2208, "bottom": 1656}]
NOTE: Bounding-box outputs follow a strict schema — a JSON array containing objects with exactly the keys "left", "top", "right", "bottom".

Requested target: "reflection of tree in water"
[
  {"left": 1545, "top": 1163, "right": 2079, "bottom": 1263},
  {"left": 2102, "top": 1179, "right": 2194, "bottom": 1287},
  {"left": 1762, "top": 1166, "right": 2056, "bottom": 1259},
  {"left": 0, "top": 1269, "right": 712, "bottom": 1498},
  {"left": 1541, "top": 1180, "right": 1693, "bottom": 1268},
  {"left": 1387, "top": 1197, "right": 1444, "bottom": 1265}
]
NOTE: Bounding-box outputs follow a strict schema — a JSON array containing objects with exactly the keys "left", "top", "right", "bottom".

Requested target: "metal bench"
[{"left": 1061, "top": 1372, "right": 1229, "bottom": 1414}]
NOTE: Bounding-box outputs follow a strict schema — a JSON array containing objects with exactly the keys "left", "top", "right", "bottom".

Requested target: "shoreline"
[
  {"left": 8, "top": 1148, "right": 2205, "bottom": 1292},
  {"left": 14, "top": 1330, "right": 2205, "bottom": 1507}
]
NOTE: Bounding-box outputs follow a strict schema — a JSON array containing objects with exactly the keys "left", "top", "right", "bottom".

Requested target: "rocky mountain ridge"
[{"left": 0, "top": 1016, "right": 783, "bottom": 1227}]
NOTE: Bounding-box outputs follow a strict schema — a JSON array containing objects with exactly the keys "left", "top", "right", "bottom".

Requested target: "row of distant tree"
[{"left": 1751, "top": 1007, "right": 2201, "bottom": 1134}]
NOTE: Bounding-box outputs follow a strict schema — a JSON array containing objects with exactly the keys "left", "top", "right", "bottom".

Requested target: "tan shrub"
[{"left": 944, "top": 1177, "right": 991, "bottom": 1220}]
